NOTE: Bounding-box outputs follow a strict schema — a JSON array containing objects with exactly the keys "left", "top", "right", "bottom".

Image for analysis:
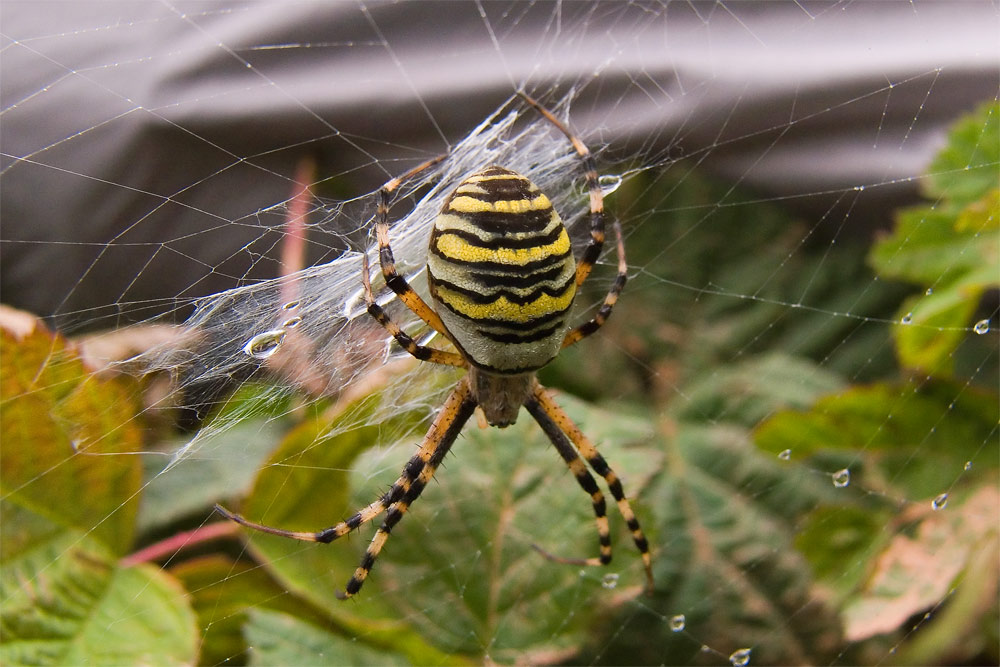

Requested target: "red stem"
[{"left": 120, "top": 521, "right": 240, "bottom": 568}]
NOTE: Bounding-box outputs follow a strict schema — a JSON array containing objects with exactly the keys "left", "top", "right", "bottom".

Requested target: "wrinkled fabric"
[{"left": 2, "top": 1, "right": 997, "bottom": 327}]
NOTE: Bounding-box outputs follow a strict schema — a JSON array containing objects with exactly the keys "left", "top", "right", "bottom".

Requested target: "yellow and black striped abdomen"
[{"left": 428, "top": 165, "right": 577, "bottom": 374}]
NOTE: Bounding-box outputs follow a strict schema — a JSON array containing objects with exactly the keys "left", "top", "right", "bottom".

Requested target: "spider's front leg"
[
  {"left": 561, "top": 219, "right": 628, "bottom": 349},
  {"left": 361, "top": 250, "right": 466, "bottom": 368},
  {"left": 373, "top": 155, "right": 453, "bottom": 339}
]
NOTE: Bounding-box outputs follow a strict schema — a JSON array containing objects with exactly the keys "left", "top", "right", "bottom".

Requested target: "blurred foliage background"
[{"left": 2, "top": 103, "right": 997, "bottom": 666}]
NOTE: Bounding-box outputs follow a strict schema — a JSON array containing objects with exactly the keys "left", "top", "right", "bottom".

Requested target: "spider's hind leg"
[
  {"left": 217, "top": 378, "right": 477, "bottom": 599},
  {"left": 525, "top": 381, "right": 654, "bottom": 594},
  {"left": 524, "top": 395, "right": 612, "bottom": 569},
  {"left": 337, "top": 378, "right": 477, "bottom": 598}
]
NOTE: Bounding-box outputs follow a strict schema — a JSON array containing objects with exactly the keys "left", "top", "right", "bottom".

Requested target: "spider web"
[{"left": 2, "top": 2, "right": 998, "bottom": 665}]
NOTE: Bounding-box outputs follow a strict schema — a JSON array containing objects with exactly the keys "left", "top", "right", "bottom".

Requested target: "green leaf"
[
  {"left": 0, "top": 319, "right": 198, "bottom": 664},
  {"left": 227, "top": 380, "right": 463, "bottom": 664},
  {"left": 869, "top": 102, "right": 1000, "bottom": 376},
  {"left": 794, "top": 505, "right": 891, "bottom": 597},
  {"left": 673, "top": 353, "right": 846, "bottom": 426},
  {"left": 598, "top": 424, "right": 843, "bottom": 666},
  {"left": 891, "top": 289, "right": 980, "bottom": 376},
  {"left": 246, "top": 609, "right": 410, "bottom": 666},
  {"left": 0, "top": 326, "right": 143, "bottom": 555},
  {"left": 347, "top": 394, "right": 658, "bottom": 663},
  {"left": 869, "top": 206, "right": 989, "bottom": 286},
  {"left": 137, "top": 418, "right": 286, "bottom": 533},
  {"left": 547, "top": 169, "right": 907, "bottom": 404},
  {"left": 175, "top": 552, "right": 459, "bottom": 666},
  {"left": 755, "top": 380, "right": 998, "bottom": 499},
  {"left": 0, "top": 526, "right": 197, "bottom": 666},
  {"left": 925, "top": 101, "right": 999, "bottom": 209},
  {"left": 170, "top": 555, "right": 334, "bottom": 666},
  {"left": 228, "top": 370, "right": 855, "bottom": 664},
  {"left": 879, "top": 194, "right": 997, "bottom": 373}
]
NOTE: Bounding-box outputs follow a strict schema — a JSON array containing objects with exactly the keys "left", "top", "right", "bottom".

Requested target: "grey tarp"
[{"left": 2, "top": 1, "right": 997, "bottom": 328}]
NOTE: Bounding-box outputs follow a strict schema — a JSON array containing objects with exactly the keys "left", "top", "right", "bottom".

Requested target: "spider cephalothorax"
[{"left": 217, "top": 94, "right": 653, "bottom": 599}]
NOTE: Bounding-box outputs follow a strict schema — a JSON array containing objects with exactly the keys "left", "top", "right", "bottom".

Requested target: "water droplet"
[
  {"left": 598, "top": 174, "right": 623, "bottom": 196},
  {"left": 283, "top": 316, "right": 303, "bottom": 328},
  {"left": 832, "top": 468, "right": 851, "bottom": 488},
  {"left": 729, "top": 648, "right": 752, "bottom": 667},
  {"left": 601, "top": 573, "right": 619, "bottom": 589},
  {"left": 973, "top": 319, "right": 990, "bottom": 335},
  {"left": 931, "top": 493, "right": 948, "bottom": 510},
  {"left": 669, "top": 614, "right": 686, "bottom": 632},
  {"left": 778, "top": 449, "right": 791, "bottom": 461},
  {"left": 282, "top": 300, "right": 300, "bottom": 310},
  {"left": 900, "top": 313, "right": 913, "bottom": 325},
  {"left": 925, "top": 288, "right": 933, "bottom": 295},
  {"left": 964, "top": 461, "right": 972, "bottom": 471},
  {"left": 242, "top": 329, "right": 286, "bottom": 359}
]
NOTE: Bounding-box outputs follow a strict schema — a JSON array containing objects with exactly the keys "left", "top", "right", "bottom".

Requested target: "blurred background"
[
  {"left": 3, "top": 1, "right": 996, "bottom": 329},
  {"left": 1, "top": 3, "right": 997, "bottom": 666}
]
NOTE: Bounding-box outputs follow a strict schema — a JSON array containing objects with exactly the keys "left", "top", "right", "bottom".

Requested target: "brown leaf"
[{"left": 844, "top": 485, "right": 999, "bottom": 640}]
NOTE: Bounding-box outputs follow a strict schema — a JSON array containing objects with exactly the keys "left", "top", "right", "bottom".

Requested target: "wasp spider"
[{"left": 217, "top": 94, "right": 653, "bottom": 599}]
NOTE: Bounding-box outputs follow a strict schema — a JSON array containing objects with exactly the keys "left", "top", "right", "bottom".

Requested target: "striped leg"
[
  {"left": 362, "top": 251, "right": 466, "bottom": 367},
  {"left": 375, "top": 155, "right": 454, "bottom": 339},
  {"left": 524, "top": 396, "right": 612, "bottom": 567},
  {"left": 216, "top": 488, "right": 397, "bottom": 544},
  {"left": 518, "top": 92, "right": 605, "bottom": 288},
  {"left": 561, "top": 218, "right": 628, "bottom": 349},
  {"left": 215, "top": 380, "right": 475, "bottom": 579},
  {"left": 337, "top": 378, "right": 477, "bottom": 598},
  {"left": 530, "top": 382, "right": 654, "bottom": 593}
]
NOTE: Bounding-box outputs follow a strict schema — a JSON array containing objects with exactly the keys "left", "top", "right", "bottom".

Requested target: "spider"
[{"left": 216, "top": 93, "right": 653, "bottom": 599}]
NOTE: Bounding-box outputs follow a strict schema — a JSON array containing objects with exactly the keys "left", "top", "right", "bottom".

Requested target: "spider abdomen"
[{"left": 428, "top": 165, "right": 577, "bottom": 374}]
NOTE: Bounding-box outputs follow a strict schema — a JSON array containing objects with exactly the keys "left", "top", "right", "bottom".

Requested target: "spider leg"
[
  {"left": 362, "top": 250, "right": 466, "bottom": 367},
  {"left": 524, "top": 396, "right": 612, "bottom": 568},
  {"left": 561, "top": 218, "right": 627, "bottom": 349},
  {"left": 518, "top": 92, "right": 605, "bottom": 288},
  {"left": 518, "top": 93, "right": 625, "bottom": 350},
  {"left": 337, "top": 377, "right": 477, "bottom": 598},
  {"left": 375, "top": 155, "right": 454, "bottom": 340},
  {"left": 530, "top": 381, "right": 654, "bottom": 593},
  {"left": 215, "top": 379, "right": 474, "bottom": 555},
  {"left": 215, "top": 495, "right": 387, "bottom": 543}
]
